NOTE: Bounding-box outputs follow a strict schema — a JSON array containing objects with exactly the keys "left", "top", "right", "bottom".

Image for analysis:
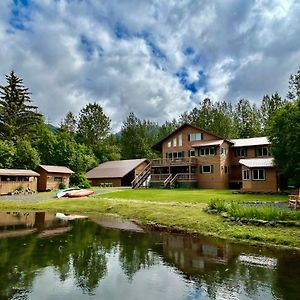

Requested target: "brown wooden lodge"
[{"left": 129, "top": 123, "right": 280, "bottom": 192}]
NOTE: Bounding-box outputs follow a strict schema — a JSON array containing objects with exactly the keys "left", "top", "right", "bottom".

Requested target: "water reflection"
[{"left": 0, "top": 212, "right": 299, "bottom": 299}]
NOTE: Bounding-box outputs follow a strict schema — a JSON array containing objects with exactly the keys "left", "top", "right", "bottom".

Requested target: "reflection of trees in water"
[
  {"left": 0, "top": 218, "right": 299, "bottom": 300},
  {"left": 118, "top": 231, "right": 159, "bottom": 280}
]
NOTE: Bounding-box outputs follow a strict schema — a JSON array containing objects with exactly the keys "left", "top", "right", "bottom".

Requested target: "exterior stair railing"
[
  {"left": 131, "top": 162, "right": 152, "bottom": 189},
  {"left": 163, "top": 174, "right": 173, "bottom": 188}
]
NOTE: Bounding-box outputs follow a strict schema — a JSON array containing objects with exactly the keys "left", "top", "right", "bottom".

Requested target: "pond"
[{"left": 0, "top": 212, "right": 299, "bottom": 300}]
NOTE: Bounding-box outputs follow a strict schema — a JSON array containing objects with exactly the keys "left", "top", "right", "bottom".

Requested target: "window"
[
  {"left": 235, "top": 148, "right": 247, "bottom": 157},
  {"left": 221, "top": 147, "right": 228, "bottom": 155},
  {"left": 200, "top": 147, "right": 216, "bottom": 156},
  {"left": 243, "top": 169, "right": 250, "bottom": 180},
  {"left": 224, "top": 166, "right": 230, "bottom": 174},
  {"left": 178, "top": 134, "right": 183, "bottom": 146},
  {"left": 188, "top": 133, "right": 203, "bottom": 141},
  {"left": 256, "top": 146, "right": 268, "bottom": 157},
  {"left": 54, "top": 176, "right": 63, "bottom": 182},
  {"left": 167, "top": 141, "right": 171, "bottom": 148},
  {"left": 188, "top": 150, "right": 195, "bottom": 157},
  {"left": 173, "top": 137, "right": 177, "bottom": 147},
  {"left": 252, "top": 169, "right": 265, "bottom": 180},
  {"left": 200, "top": 165, "right": 214, "bottom": 173}
]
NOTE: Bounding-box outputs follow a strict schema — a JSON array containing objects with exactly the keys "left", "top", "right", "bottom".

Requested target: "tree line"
[{"left": 0, "top": 67, "right": 300, "bottom": 186}]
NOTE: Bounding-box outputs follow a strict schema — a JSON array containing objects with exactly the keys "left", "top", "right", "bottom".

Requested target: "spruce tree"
[{"left": 0, "top": 71, "right": 42, "bottom": 140}]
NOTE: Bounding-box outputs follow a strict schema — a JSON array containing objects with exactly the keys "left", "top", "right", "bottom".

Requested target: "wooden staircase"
[{"left": 131, "top": 162, "right": 152, "bottom": 189}]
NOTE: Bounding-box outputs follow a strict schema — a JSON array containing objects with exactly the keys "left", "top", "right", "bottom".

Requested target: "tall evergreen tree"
[
  {"left": 0, "top": 71, "right": 42, "bottom": 141},
  {"left": 60, "top": 111, "right": 77, "bottom": 134},
  {"left": 287, "top": 66, "right": 300, "bottom": 101}
]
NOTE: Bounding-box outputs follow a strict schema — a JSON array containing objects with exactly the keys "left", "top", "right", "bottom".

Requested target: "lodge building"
[{"left": 132, "top": 123, "right": 279, "bottom": 192}]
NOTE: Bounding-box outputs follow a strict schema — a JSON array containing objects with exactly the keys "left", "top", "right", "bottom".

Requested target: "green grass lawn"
[
  {"left": 0, "top": 188, "right": 297, "bottom": 250},
  {"left": 96, "top": 188, "right": 288, "bottom": 203}
]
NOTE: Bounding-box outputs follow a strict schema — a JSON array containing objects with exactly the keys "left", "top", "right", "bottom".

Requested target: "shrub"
[
  {"left": 59, "top": 183, "right": 66, "bottom": 189},
  {"left": 70, "top": 173, "right": 91, "bottom": 188}
]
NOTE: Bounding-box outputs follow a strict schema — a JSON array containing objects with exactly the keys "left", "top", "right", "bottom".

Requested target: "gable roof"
[
  {"left": 231, "top": 137, "right": 270, "bottom": 148},
  {"left": 86, "top": 159, "right": 148, "bottom": 179},
  {"left": 152, "top": 123, "right": 231, "bottom": 151},
  {"left": 239, "top": 158, "right": 274, "bottom": 168},
  {"left": 38, "top": 165, "right": 74, "bottom": 174},
  {"left": 0, "top": 169, "right": 40, "bottom": 177}
]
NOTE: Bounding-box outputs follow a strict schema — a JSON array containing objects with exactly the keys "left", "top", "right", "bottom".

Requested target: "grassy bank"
[{"left": 0, "top": 189, "right": 298, "bottom": 250}]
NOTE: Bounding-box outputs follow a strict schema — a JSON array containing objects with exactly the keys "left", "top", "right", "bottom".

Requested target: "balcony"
[{"left": 152, "top": 157, "right": 197, "bottom": 167}]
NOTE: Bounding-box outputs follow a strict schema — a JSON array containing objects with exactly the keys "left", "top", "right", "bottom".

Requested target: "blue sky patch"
[{"left": 10, "top": 0, "right": 31, "bottom": 31}]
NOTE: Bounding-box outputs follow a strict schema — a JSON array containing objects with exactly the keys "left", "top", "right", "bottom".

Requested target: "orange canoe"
[{"left": 65, "top": 190, "right": 94, "bottom": 198}]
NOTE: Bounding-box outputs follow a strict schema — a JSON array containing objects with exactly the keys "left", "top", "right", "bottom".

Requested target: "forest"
[{"left": 0, "top": 68, "right": 300, "bottom": 186}]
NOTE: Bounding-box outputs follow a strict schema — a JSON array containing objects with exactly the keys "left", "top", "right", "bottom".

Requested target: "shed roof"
[
  {"left": 239, "top": 158, "right": 274, "bottom": 168},
  {"left": 231, "top": 137, "right": 270, "bottom": 148},
  {"left": 38, "top": 165, "right": 74, "bottom": 174},
  {"left": 86, "top": 159, "right": 147, "bottom": 179},
  {"left": 0, "top": 169, "right": 40, "bottom": 177},
  {"left": 192, "top": 139, "right": 225, "bottom": 147}
]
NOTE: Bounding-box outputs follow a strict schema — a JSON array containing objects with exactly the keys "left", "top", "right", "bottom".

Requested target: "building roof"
[
  {"left": 38, "top": 165, "right": 74, "bottom": 174},
  {"left": 86, "top": 159, "right": 148, "bottom": 179},
  {"left": 152, "top": 123, "right": 232, "bottom": 151},
  {"left": 239, "top": 158, "right": 274, "bottom": 168},
  {"left": 192, "top": 139, "right": 225, "bottom": 147},
  {"left": 231, "top": 137, "right": 270, "bottom": 148},
  {"left": 0, "top": 169, "right": 40, "bottom": 177}
]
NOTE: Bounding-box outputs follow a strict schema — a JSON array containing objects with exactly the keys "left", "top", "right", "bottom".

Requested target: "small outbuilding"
[
  {"left": 86, "top": 159, "right": 149, "bottom": 187},
  {"left": 0, "top": 169, "right": 40, "bottom": 195},
  {"left": 37, "top": 165, "right": 74, "bottom": 191}
]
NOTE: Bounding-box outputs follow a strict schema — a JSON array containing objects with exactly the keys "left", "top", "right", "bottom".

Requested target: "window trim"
[
  {"left": 242, "top": 169, "right": 250, "bottom": 180},
  {"left": 201, "top": 165, "right": 214, "bottom": 174},
  {"left": 252, "top": 168, "right": 265, "bottom": 181}
]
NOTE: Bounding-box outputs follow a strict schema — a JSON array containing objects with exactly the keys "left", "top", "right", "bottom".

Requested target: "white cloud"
[{"left": 0, "top": 0, "right": 300, "bottom": 130}]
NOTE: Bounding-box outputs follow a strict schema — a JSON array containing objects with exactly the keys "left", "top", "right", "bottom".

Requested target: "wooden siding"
[
  {"left": 241, "top": 166, "right": 278, "bottom": 192},
  {"left": 37, "top": 167, "right": 71, "bottom": 191},
  {"left": 90, "top": 178, "right": 121, "bottom": 187},
  {"left": 0, "top": 177, "right": 38, "bottom": 195}
]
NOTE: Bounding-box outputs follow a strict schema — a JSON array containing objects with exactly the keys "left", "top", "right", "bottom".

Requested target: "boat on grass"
[
  {"left": 64, "top": 189, "right": 95, "bottom": 198},
  {"left": 56, "top": 187, "right": 81, "bottom": 198},
  {"left": 55, "top": 213, "right": 88, "bottom": 221}
]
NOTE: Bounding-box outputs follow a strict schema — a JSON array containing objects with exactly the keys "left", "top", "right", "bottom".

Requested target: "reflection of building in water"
[
  {"left": 155, "top": 233, "right": 233, "bottom": 273},
  {"left": 0, "top": 212, "right": 70, "bottom": 239}
]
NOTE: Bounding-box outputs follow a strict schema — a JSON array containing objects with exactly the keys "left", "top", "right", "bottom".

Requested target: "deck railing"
[
  {"left": 152, "top": 157, "right": 197, "bottom": 166},
  {"left": 150, "top": 174, "right": 171, "bottom": 182}
]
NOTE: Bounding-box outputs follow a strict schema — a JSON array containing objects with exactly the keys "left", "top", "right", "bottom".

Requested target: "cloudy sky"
[{"left": 0, "top": 0, "right": 300, "bottom": 129}]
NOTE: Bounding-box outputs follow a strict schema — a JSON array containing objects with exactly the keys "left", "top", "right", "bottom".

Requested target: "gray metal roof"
[
  {"left": 231, "top": 137, "right": 270, "bottom": 147},
  {"left": 38, "top": 165, "right": 74, "bottom": 174},
  {"left": 0, "top": 169, "right": 40, "bottom": 177},
  {"left": 86, "top": 159, "right": 147, "bottom": 179},
  {"left": 239, "top": 158, "right": 274, "bottom": 168}
]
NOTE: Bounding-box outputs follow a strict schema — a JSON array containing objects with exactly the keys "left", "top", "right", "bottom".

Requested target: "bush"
[
  {"left": 59, "top": 183, "right": 66, "bottom": 189},
  {"left": 70, "top": 173, "right": 91, "bottom": 188}
]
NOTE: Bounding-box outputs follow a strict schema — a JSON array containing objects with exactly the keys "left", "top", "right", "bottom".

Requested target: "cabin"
[
  {"left": 131, "top": 123, "right": 280, "bottom": 192},
  {"left": 0, "top": 169, "right": 39, "bottom": 195},
  {"left": 86, "top": 159, "right": 149, "bottom": 187},
  {"left": 37, "top": 165, "right": 74, "bottom": 191}
]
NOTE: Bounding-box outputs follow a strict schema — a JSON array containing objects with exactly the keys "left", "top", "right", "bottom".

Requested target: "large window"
[
  {"left": 166, "top": 151, "right": 185, "bottom": 159},
  {"left": 200, "top": 147, "right": 216, "bottom": 156},
  {"left": 188, "top": 133, "right": 203, "bottom": 141},
  {"left": 173, "top": 138, "right": 177, "bottom": 147},
  {"left": 235, "top": 148, "right": 247, "bottom": 157},
  {"left": 200, "top": 165, "right": 214, "bottom": 173},
  {"left": 256, "top": 146, "right": 268, "bottom": 157},
  {"left": 178, "top": 134, "right": 183, "bottom": 146},
  {"left": 243, "top": 169, "right": 250, "bottom": 180},
  {"left": 252, "top": 169, "right": 265, "bottom": 180}
]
